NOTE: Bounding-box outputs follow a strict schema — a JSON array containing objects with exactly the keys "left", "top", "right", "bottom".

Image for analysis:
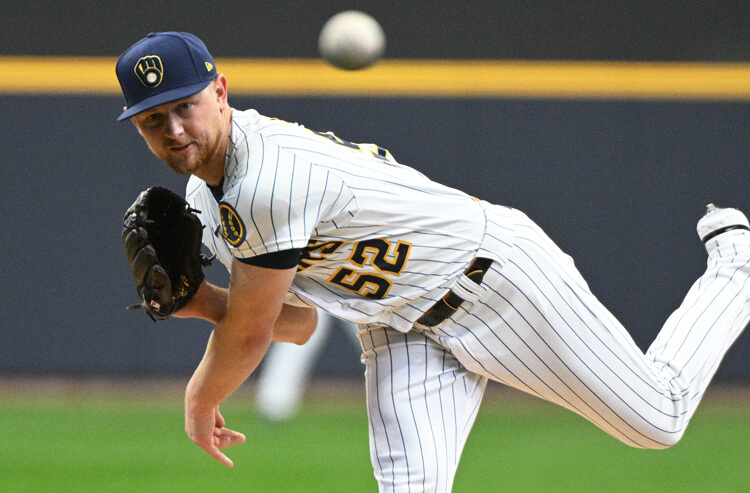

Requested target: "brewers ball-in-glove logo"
[
  {"left": 219, "top": 202, "right": 245, "bottom": 246},
  {"left": 134, "top": 55, "right": 164, "bottom": 88}
]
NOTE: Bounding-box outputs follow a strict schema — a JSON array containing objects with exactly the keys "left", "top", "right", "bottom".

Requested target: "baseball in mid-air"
[{"left": 318, "top": 10, "right": 386, "bottom": 70}]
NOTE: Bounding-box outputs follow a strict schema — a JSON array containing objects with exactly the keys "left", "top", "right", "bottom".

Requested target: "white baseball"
[{"left": 318, "top": 10, "right": 386, "bottom": 70}]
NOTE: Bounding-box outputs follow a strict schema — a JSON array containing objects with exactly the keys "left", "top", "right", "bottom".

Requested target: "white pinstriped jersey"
[
  {"left": 186, "top": 109, "right": 514, "bottom": 331},
  {"left": 182, "top": 109, "right": 750, "bottom": 493}
]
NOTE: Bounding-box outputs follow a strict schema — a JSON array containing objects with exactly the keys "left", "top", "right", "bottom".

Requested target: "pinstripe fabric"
[
  {"left": 358, "top": 210, "right": 750, "bottom": 492},
  {"left": 186, "top": 109, "right": 514, "bottom": 331},
  {"left": 430, "top": 210, "right": 750, "bottom": 448},
  {"left": 359, "top": 323, "right": 487, "bottom": 493},
  {"left": 186, "top": 108, "right": 750, "bottom": 492}
]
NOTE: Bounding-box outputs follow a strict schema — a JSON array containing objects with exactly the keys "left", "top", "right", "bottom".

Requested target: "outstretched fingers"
[
  {"left": 186, "top": 406, "right": 246, "bottom": 468},
  {"left": 214, "top": 426, "right": 247, "bottom": 449},
  {"left": 203, "top": 427, "right": 246, "bottom": 468}
]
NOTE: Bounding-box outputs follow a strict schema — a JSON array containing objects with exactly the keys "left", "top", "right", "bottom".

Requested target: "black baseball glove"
[{"left": 122, "top": 186, "right": 212, "bottom": 321}]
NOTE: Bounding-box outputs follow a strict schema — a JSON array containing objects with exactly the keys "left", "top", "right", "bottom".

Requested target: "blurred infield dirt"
[{"left": 2, "top": 376, "right": 749, "bottom": 409}]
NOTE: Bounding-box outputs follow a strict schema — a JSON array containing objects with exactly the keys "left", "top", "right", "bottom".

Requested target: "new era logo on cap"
[{"left": 115, "top": 32, "right": 218, "bottom": 121}]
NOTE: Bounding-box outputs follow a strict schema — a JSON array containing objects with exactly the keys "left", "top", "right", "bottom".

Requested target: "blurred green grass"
[{"left": 1, "top": 381, "right": 748, "bottom": 492}]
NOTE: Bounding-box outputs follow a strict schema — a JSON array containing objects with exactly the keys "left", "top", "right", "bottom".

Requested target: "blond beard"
[{"left": 147, "top": 141, "right": 204, "bottom": 176}]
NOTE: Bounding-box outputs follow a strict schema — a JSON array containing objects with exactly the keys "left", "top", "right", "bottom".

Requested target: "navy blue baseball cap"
[{"left": 116, "top": 32, "right": 218, "bottom": 121}]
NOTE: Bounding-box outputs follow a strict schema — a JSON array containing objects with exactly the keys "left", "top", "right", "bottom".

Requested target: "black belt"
[{"left": 416, "top": 257, "right": 493, "bottom": 328}]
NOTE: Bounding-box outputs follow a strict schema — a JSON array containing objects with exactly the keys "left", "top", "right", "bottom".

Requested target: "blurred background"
[
  {"left": 2, "top": 2, "right": 750, "bottom": 491},
  {"left": 1, "top": 0, "right": 749, "bottom": 381}
]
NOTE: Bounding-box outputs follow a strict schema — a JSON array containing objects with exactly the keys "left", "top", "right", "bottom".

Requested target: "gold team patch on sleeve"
[{"left": 219, "top": 202, "right": 245, "bottom": 246}]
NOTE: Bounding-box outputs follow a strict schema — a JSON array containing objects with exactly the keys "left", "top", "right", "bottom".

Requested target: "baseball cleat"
[{"left": 697, "top": 204, "right": 750, "bottom": 248}]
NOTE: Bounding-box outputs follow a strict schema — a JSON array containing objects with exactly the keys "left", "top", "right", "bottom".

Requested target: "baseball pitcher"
[{"left": 117, "top": 32, "right": 750, "bottom": 492}]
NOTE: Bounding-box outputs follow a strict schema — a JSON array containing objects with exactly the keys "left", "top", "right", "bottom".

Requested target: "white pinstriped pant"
[{"left": 358, "top": 211, "right": 750, "bottom": 492}]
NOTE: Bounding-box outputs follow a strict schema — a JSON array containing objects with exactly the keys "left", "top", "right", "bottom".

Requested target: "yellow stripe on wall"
[{"left": 2, "top": 56, "right": 750, "bottom": 100}]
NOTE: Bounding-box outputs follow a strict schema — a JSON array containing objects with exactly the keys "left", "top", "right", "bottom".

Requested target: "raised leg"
[{"left": 434, "top": 207, "right": 750, "bottom": 449}]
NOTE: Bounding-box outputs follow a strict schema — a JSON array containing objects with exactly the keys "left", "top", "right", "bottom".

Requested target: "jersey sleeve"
[
  {"left": 219, "top": 140, "right": 356, "bottom": 262},
  {"left": 237, "top": 248, "right": 301, "bottom": 269},
  {"left": 185, "top": 175, "right": 233, "bottom": 270}
]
